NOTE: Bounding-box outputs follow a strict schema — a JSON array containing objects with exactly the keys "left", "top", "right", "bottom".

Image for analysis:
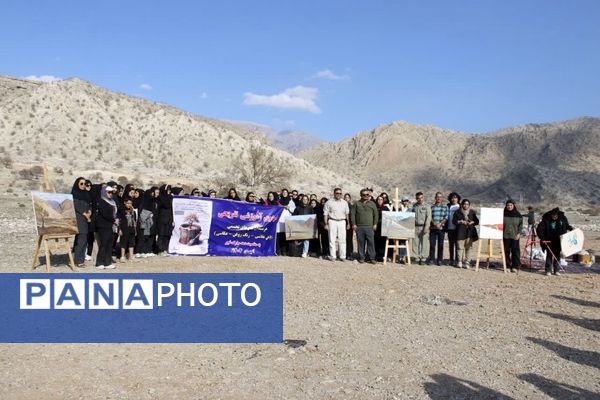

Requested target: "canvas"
[
  {"left": 479, "top": 207, "right": 504, "bottom": 240},
  {"left": 31, "top": 191, "right": 78, "bottom": 236},
  {"left": 381, "top": 211, "right": 415, "bottom": 239},
  {"left": 285, "top": 215, "right": 318, "bottom": 240},
  {"left": 560, "top": 228, "right": 584, "bottom": 257}
]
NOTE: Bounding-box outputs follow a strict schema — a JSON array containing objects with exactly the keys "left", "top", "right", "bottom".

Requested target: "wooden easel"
[
  {"left": 475, "top": 238, "right": 507, "bottom": 272},
  {"left": 383, "top": 188, "right": 412, "bottom": 265},
  {"left": 32, "top": 165, "right": 76, "bottom": 271},
  {"left": 32, "top": 234, "right": 76, "bottom": 271}
]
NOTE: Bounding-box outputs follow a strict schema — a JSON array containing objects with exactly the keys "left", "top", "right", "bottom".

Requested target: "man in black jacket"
[{"left": 536, "top": 208, "right": 573, "bottom": 276}]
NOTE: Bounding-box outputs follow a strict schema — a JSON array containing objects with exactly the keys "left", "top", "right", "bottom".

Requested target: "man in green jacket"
[{"left": 351, "top": 189, "right": 379, "bottom": 264}]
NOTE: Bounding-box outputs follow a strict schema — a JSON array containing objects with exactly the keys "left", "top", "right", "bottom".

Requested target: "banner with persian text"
[{"left": 168, "top": 196, "right": 284, "bottom": 256}]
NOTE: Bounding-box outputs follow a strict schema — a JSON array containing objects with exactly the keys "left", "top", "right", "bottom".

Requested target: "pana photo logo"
[
  {"left": 1, "top": 273, "right": 282, "bottom": 343},
  {"left": 20, "top": 278, "right": 261, "bottom": 309}
]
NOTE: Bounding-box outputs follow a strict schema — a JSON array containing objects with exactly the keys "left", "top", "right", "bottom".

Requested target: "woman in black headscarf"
[
  {"left": 503, "top": 200, "right": 523, "bottom": 273},
  {"left": 95, "top": 185, "right": 118, "bottom": 269},
  {"left": 264, "top": 191, "right": 279, "bottom": 206},
  {"left": 71, "top": 177, "right": 92, "bottom": 267},
  {"left": 138, "top": 188, "right": 158, "bottom": 256},
  {"left": 156, "top": 184, "right": 173, "bottom": 255},
  {"left": 224, "top": 188, "right": 241, "bottom": 201}
]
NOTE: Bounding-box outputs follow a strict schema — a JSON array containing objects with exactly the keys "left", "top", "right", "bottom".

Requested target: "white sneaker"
[
  {"left": 134, "top": 253, "right": 142, "bottom": 258},
  {"left": 457, "top": 261, "right": 463, "bottom": 268},
  {"left": 119, "top": 257, "right": 126, "bottom": 263},
  {"left": 104, "top": 264, "right": 116, "bottom": 269},
  {"left": 95, "top": 265, "right": 105, "bottom": 270},
  {"left": 301, "top": 253, "right": 307, "bottom": 258},
  {"left": 85, "top": 255, "right": 92, "bottom": 261},
  {"left": 147, "top": 253, "right": 156, "bottom": 257}
]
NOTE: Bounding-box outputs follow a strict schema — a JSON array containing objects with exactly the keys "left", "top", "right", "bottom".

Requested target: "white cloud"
[
  {"left": 140, "top": 83, "right": 153, "bottom": 91},
  {"left": 200, "top": 91, "right": 208, "bottom": 99},
  {"left": 315, "top": 69, "right": 349, "bottom": 81},
  {"left": 243, "top": 86, "right": 321, "bottom": 114},
  {"left": 22, "top": 75, "right": 62, "bottom": 82}
]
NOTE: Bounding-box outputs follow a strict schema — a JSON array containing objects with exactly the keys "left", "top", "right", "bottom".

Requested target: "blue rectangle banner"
[
  {"left": 168, "top": 197, "right": 284, "bottom": 256},
  {"left": 0, "top": 273, "right": 283, "bottom": 343}
]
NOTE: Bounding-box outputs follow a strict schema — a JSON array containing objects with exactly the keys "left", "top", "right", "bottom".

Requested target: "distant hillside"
[
  {"left": 0, "top": 75, "right": 359, "bottom": 196},
  {"left": 299, "top": 118, "right": 600, "bottom": 206},
  {"left": 265, "top": 130, "right": 325, "bottom": 154}
]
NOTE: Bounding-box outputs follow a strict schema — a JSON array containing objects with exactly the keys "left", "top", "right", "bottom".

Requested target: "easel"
[
  {"left": 383, "top": 188, "right": 412, "bottom": 265},
  {"left": 475, "top": 238, "right": 507, "bottom": 272},
  {"left": 32, "top": 235, "right": 75, "bottom": 272},
  {"left": 522, "top": 226, "right": 537, "bottom": 271},
  {"left": 32, "top": 165, "right": 76, "bottom": 271}
]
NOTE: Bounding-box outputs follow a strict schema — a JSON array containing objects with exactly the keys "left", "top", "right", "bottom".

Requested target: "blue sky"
[{"left": 2, "top": 1, "right": 599, "bottom": 141}]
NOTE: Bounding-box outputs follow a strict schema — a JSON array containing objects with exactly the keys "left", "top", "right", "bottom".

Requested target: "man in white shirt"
[{"left": 324, "top": 188, "right": 350, "bottom": 261}]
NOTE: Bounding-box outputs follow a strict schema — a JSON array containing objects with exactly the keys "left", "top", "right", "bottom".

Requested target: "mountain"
[
  {"left": 225, "top": 122, "right": 326, "bottom": 155},
  {"left": 0, "top": 75, "right": 359, "bottom": 196},
  {"left": 298, "top": 118, "right": 600, "bottom": 206},
  {"left": 264, "top": 130, "right": 325, "bottom": 154}
]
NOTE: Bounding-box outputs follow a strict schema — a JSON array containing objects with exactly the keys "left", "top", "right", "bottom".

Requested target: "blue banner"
[
  {"left": 169, "top": 197, "right": 284, "bottom": 256},
  {"left": 0, "top": 273, "right": 283, "bottom": 343}
]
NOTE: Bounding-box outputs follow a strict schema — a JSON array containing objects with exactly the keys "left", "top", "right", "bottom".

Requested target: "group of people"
[{"left": 70, "top": 177, "right": 573, "bottom": 275}]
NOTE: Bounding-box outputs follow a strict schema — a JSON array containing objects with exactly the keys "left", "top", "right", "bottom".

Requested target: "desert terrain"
[{"left": 0, "top": 196, "right": 598, "bottom": 399}]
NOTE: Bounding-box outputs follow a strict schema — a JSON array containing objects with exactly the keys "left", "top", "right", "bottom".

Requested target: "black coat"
[
  {"left": 536, "top": 209, "right": 573, "bottom": 250},
  {"left": 96, "top": 200, "right": 117, "bottom": 231},
  {"left": 452, "top": 209, "right": 479, "bottom": 240},
  {"left": 293, "top": 205, "right": 314, "bottom": 216}
]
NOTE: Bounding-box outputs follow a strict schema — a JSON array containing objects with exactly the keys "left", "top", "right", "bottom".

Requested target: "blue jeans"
[
  {"left": 429, "top": 228, "right": 444, "bottom": 262},
  {"left": 356, "top": 227, "right": 375, "bottom": 261},
  {"left": 302, "top": 240, "right": 309, "bottom": 255}
]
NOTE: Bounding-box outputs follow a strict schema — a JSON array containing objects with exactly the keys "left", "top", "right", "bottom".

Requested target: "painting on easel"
[
  {"left": 285, "top": 215, "right": 318, "bottom": 240},
  {"left": 31, "top": 191, "right": 78, "bottom": 236},
  {"left": 479, "top": 208, "right": 503, "bottom": 240},
  {"left": 382, "top": 211, "right": 415, "bottom": 239}
]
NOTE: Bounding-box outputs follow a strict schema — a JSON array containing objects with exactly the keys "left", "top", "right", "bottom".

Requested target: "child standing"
[{"left": 119, "top": 198, "right": 137, "bottom": 262}]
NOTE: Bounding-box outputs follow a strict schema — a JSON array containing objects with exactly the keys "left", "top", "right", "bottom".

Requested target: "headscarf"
[
  {"left": 100, "top": 185, "right": 117, "bottom": 218},
  {"left": 159, "top": 184, "right": 173, "bottom": 209},
  {"left": 504, "top": 200, "right": 522, "bottom": 218},
  {"left": 71, "top": 177, "right": 91, "bottom": 204},
  {"left": 265, "top": 191, "right": 279, "bottom": 206}
]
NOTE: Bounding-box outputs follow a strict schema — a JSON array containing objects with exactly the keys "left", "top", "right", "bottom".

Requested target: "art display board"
[
  {"left": 285, "top": 215, "right": 318, "bottom": 240},
  {"left": 381, "top": 211, "right": 415, "bottom": 239},
  {"left": 479, "top": 207, "right": 504, "bottom": 240},
  {"left": 560, "top": 228, "right": 584, "bottom": 257}
]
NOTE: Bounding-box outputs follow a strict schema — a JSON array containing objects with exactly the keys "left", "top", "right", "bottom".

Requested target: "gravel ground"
[{"left": 0, "top": 197, "right": 599, "bottom": 399}]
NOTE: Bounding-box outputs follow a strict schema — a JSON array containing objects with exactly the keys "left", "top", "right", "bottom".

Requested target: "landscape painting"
[
  {"left": 479, "top": 207, "right": 504, "bottom": 240},
  {"left": 381, "top": 211, "right": 415, "bottom": 238},
  {"left": 285, "top": 215, "right": 317, "bottom": 240},
  {"left": 31, "top": 191, "right": 78, "bottom": 236}
]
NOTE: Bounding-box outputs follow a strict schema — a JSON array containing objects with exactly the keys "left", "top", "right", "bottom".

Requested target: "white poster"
[
  {"left": 560, "top": 228, "right": 584, "bottom": 257},
  {"left": 168, "top": 197, "right": 213, "bottom": 255},
  {"left": 479, "top": 207, "right": 504, "bottom": 240}
]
